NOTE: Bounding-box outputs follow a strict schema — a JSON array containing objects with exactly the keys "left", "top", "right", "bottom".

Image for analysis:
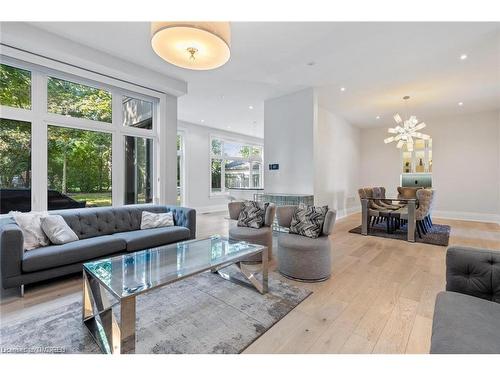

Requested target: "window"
[
  {"left": 47, "top": 77, "right": 112, "bottom": 122},
  {"left": 48, "top": 126, "right": 112, "bottom": 209},
  {"left": 0, "top": 57, "right": 162, "bottom": 213},
  {"left": 176, "top": 133, "right": 184, "bottom": 205},
  {"left": 211, "top": 159, "right": 222, "bottom": 193},
  {"left": 122, "top": 97, "right": 153, "bottom": 130},
  {"left": 125, "top": 136, "right": 153, "bottom": 204},
  {"left": 0, "top": 64, "right": 31, "bottom": 109},
  {"left": 0, "top": 119, "right": 31, "bottom": 213},
  {"left": 225, "top": 160, "right": 250, "bottom": 189},
  {"left": 210, "top": 137, "right": 263, "bottom": 194}
]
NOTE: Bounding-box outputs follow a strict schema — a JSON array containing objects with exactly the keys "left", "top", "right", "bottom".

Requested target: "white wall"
[
  {"left": 263, "top": 88, "right": 362, "bottom": 218},
  {"left": 360, "top": 110, "right": 500, "bottom": 222},
  {"left": 178, "top": 121, "right": 263, "bottom": 212},
  {"left": 314, "top": 106, "right": 361, "bottom": 217},
  {"left": 264, "top": 88, "right": 315, "bottom": 194}
]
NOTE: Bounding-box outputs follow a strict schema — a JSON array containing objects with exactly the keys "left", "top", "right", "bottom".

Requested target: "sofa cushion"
[
  {"left": 431, "top": 291, "right": 500, "bottom": 354},
  {"left": 22, "top": 235, "right": 126, "bottom": 272},
  {"left": 112, "top": 226, "right": 191, "bottom": 252}
]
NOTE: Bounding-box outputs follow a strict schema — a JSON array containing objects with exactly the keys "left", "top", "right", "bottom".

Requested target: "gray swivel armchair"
[
  {"left": 276, "top": 205, "right": 336, "bottom": 282},
  {"left": 228, "top": 201, "right": 276, "bottom": 262}
]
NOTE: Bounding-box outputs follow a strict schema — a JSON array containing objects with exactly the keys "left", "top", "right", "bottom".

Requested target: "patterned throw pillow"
[
  {"left": 289, "top": 204, "right": 328, "bottom": 238},
  {"left": 140, "top": 211, "right": 174, "bottom": 229},
  {"left": 237, "top": 201, "right": 269, "bottom": 229}
]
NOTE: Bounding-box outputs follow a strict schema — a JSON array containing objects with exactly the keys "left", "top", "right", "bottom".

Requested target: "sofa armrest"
[
  {"left": 0, "top": 223, "right": 24, "bottom": 287},
  {"left": 446, "top": 246, "right": 500, "bottom": 303},
  {"left": 167, "top": 206, "right": 196, "bottom": 240}
]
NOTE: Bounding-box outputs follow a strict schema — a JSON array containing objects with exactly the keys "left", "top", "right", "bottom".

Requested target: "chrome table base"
[
  {"left": 214, "top": 247, "right": 269, "bottom": 294},
  {"left": 82, "top": 247, "right": 268, "bottom": 354},
  {"left": 83, "top": 269, "right": 136, "bottom": 354}
]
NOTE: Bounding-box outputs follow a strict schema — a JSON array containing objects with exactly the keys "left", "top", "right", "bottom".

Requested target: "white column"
[
  {"left": 158, "top": 93, "right": 178, "bottom": 205},
  {"left": 31, "top": 71, "right": 48, "bottom": 211}
]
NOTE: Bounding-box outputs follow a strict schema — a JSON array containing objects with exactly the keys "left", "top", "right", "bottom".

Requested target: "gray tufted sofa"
[
  {"left": 430, "top": 246, "right": 500, "bottom": 353},
  {"left": 0, "top": 204, "right": 196, "bottom": 294}
]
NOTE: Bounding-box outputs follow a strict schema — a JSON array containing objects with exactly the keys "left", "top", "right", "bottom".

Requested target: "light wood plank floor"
[{"left": 1, "top": 212, "right": 499, "bottom": 354}]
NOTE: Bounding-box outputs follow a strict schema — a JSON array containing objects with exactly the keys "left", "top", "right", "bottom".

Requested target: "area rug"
[
  {"left": 0, "top": 267, "right": 311, "bottom": 354},
  {"left": 349, "top": 222, "right": 450, "bottom": 246}
]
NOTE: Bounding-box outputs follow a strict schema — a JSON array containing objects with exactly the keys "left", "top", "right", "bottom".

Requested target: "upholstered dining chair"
[
  {"left": 358, "top": 187, "right": 392, "bottom": 229},
  {"left": 275, "top": 205, "right": 336, "bottom": 282},
  {"left": 397, "top": 186, "right": 423, "bottom": 200},
  {"left": 372, "top": 186, "right": 403, "bottom": 209},
  {"left": 392, "top": 189, "right": 435, "bottom": 238},
  {"left": 228, "top": 201, "right": 276, "bottom": 262}
]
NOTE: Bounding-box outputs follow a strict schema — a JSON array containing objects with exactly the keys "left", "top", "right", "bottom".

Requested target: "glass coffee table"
[{"left": 82, "top": 235, "right": 268, "bottom": 354}]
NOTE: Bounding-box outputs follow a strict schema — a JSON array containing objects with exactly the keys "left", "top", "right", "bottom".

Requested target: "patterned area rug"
[
  {"left": 0, "top": 267, "right": 311, "bottom": 354},
  {"left": 349, "top": 222, "right": 450, "bottom": 246}
]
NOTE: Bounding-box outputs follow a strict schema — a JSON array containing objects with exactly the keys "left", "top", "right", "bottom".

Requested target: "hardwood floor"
[{"left": 1, "top": 211, "right": 499, "bottom": 354}]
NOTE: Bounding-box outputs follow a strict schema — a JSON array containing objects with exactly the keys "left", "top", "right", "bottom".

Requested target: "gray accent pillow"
[
  {"left": 237, "top": 201, "right": 269, "bottom": 229},
  {"left": 140, "top": 211, "right": 174, "bottom": 229},
  {"left": 40, "top": 215, "right": 79, "bottom": 245},
  {"left": 289, "top": 203, "right": 328, "bottom": 238}
]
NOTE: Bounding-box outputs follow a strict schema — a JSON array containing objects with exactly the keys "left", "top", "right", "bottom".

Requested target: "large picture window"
[
  {"left": 0, "top": 57, "right": 161, "bottom": 214},
  {"left": 0, "top": 118, "right": 32, "bottom": 213},
  {"left": 210, "top": 137, "right": 263, "bottom": 194},
  {"left": 47, "top": 77, "right": 112, "bottom": 123},
  {"left": 0, "top": 64, "right": 31, "bottom": 109},
  {"left": 125, "top": 136, "right": 153, "bottom": 204},
  {"left": 176, "top": 133, "right": 184, "bottom": 205},
  {"left": 48, "top": 126, "right": 112, "bottom": 209}
]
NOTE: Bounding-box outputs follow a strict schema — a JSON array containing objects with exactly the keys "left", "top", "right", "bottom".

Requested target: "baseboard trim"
[
  {"left": 194, "top": 204, "right": 228, "bottom": 214},
  {"left": 433, "top": 210, "right": 500, "bottom": 224},
  {"left": 336, "top": 206, "right": 361, "bottom": 219}
]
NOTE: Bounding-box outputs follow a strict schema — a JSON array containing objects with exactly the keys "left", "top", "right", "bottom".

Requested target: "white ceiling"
[{"left": 30, "top": 22, "right": 500, "bottom": 137}]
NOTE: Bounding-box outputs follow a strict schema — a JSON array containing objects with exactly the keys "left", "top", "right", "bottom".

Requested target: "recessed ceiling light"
[
  {"left": 376, "top": 116, "right": 381, "bottom": 120},
  {"left": 248, "top": 105, "right": 254, "bottom": 110},
  {"left": 340, "top": 87, "right": 346, "bottom": 92},
  {"left": 458, "top": 102, "right": 464, "bottom": 106},
  {"left": 227, "top": 125, "right": 231, "bottom": 129},
  {"left": 460, "top": 54, "right": 468, "bottom": 60},
  {"left": 201, "top": 119, "right": 205, "bottom": 123}
]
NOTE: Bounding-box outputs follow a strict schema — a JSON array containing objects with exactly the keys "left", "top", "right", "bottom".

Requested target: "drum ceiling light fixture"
[
  {"left": 151, "top": 22, "right": 231, "bottom": 70},
  {"left": 384, "top": 96, "right": 430, "bottom": 152}
]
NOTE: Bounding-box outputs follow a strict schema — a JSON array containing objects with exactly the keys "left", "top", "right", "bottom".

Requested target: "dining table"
[{"left": 360, "top": 197, "right": 418, "bottom": 242}]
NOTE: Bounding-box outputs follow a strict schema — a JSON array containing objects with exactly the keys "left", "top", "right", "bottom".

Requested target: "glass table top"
[{"left": 83, "top": 235, "right": 265, "bottom": 299}]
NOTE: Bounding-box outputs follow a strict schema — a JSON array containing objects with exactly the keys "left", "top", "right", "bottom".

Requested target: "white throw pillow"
[
  {"left": 10, "top": 211, "right": 50, "bottom": 250},
  {"left": 140, "top": 211, "right": 174, "bottom": 229},
  {"left": 41, "top": 215, "right": 79, "bottom": 245}
]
